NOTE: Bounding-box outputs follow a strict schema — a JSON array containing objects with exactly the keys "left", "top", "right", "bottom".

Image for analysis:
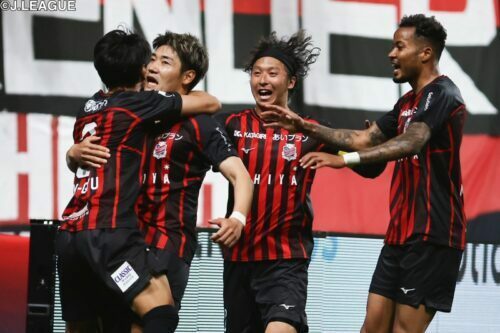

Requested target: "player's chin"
[{"left": 392, "top": 75, "right": 407, "bottom": 84}]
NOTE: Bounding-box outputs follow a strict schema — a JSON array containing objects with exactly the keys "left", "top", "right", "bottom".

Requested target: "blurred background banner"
[{"left": 1, "top": 0, "right": 499, "bottom": 240}]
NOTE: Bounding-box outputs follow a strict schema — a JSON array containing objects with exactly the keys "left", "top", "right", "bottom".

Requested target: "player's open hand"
[
  {"left": 68, "top": 136, "right": 110, "bottom": 168},
  {"left": 300, "top": 152, "right": 346, "bottom": 169},
  {"left": 209, "top": 217, "right": 244, "bottom": 248},
  {"left": 259, "top": 104, "right": 304, "bottom": 133}
]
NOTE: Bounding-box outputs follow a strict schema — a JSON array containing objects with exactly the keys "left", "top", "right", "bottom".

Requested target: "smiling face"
[
  {"left": 250, "top": 56, "right": 296, "bottom": 108},
  {"left": 388, "top": 27, "right": 424, "bottom": 84},
  {"left": 145, "top": 45, "right": 185, "bottom": 93}
]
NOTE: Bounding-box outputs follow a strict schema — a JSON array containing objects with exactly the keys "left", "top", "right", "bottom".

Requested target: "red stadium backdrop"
[{"left": 1, "top": 0, "right": 499, "bottom": 241}]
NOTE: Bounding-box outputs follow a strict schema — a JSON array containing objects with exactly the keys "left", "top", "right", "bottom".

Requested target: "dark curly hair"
[
  {"left": 244, "top": 30, "right": 320, "bottom": 96},
  {"left": 399, "top": 14, "right": 447, "bottom": 60},
  {"left": 153, "top": 31, "right": 208, "bottom": 92}
]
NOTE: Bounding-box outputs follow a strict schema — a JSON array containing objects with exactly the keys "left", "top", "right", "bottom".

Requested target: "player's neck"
[
  {"left": 107, "top": 82, "right": 142, "bottom": 94},
  {"left": 411, "top": 66, "right": 440, "bottom": 94}
]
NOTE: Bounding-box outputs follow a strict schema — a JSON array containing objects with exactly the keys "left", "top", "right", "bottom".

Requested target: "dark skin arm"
[
  {"left": 260, "top": 104, "right": 388, "bottom": 150},
  {"left": 300, "top": 122, "right": 431, "bottom": 169}
]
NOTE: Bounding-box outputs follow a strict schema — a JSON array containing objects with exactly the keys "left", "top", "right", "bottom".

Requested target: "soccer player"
[
  {"left": 66, "top": 31, "right": 253, "bottom": 331},
  {"left": 262, "top": 15, "right": 466, "bottom": 333},
  {"left": 58, "top": 29, "right": 221, "bottom": 333},
  {"left": 216, "top": 30, "right": 382, "bottom": 333},
  {"left": 137, "top": 31, "right": 253, "bottom": 320}
]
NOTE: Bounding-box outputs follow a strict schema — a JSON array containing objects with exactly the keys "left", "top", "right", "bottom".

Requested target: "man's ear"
[
  {"left": 288, "top": 75, "right": 297, "bottom": 90},
  {"left": 182, "top": 69, "right": 197, "bottom": 87},
  {"left": 420, "top": 46, "right": 433, "bottom": 63}
]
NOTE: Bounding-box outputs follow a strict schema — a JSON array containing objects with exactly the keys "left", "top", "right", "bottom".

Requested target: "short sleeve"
[
  {"left": 136, "top": 91, "right": 183, "bottom": 125},
  {"left": 376, "top": 101, "right": 401, "bottom": 140},
  {"left": 412, "top": 85, "right": 454, "bottom": 136},
  {"left": 195, "top": 115, "right": 238, "bottom": 171}
]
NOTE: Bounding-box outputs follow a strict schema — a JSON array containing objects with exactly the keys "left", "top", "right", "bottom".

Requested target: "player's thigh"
[
  {"left": 148, "top": 248, "right": 190, "bottom": 311},
  {"left": 361, "top": 293, "right": 395, "bottom": 333},
  {"left": 266, "top": 320, "right": 297, "bottom": 333},
  {"left": 392, "top": 303, "right": 435, "bottom": 333}
]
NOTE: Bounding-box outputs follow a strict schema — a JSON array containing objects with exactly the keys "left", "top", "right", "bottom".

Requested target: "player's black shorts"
[
  {"left": 369, "top": 242, "right": 463, "bottom": 312},
  {"left": 223, "top": 259, "right": 309, "bottom": 333},
  {"left": 56, "top": 228, "right": 155, "bottom": 322},
  {"left": 148, "top": 248, "right": 191, "bottom": 311}
]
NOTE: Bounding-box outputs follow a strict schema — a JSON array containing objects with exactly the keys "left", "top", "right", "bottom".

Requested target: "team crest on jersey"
[
  {"left": 282, "top": 143, "right": 297, "bottom": 161},
  {"left": 153, "top": 141, "right": 167, "bottom": 159}
]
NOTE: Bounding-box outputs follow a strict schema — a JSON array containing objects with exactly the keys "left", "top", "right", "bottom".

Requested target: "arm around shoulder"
[{"left": 180, "top": 91, "right": 221, "bottom": 116}]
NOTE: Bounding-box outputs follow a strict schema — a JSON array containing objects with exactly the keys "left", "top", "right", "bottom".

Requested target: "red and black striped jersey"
[
  {"left": 136, "top": 114, "right": 237, "bottom": 263},
  {"left": 61, "top": 90, "right": 182, "bottom": 232},
  {"left": 217, "top": 109, "right": 327, "bottom": 262},
  {"left": 376, "top": 76, "right": 467, "bottom": 249}
]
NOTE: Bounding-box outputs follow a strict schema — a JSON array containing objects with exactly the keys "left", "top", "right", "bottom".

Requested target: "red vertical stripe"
[
  {"left": 51, "top": 117, "right": 59, "bottom": 220},
  {"left": 296, "top": 138, "right": 309, "bottom": 258},
  {"left": 88, "top": 114, "right": 108, "bottom": 229},
  {"left": 110, "top": 109, "right": 141, "bottom": 228},
  {"left": 17, "top": 114, "right": 29, "bottom": 223},
  {"left": 400, "top": 161, "right": 410, "bottom": 243},
  {"left": 407, "top": 165, "right": 419, "bottom": 240},
  {"left": 17, "top": 114, "right": 27, "bottom": 153},
  {"left": 254, "top": 127, "right": 273, "bottom": 260},
  {"left": 267, "top": 134, "right": 286, "bottom": 256},
  {"left": 202, "top": 184, "right": 212, "bottom": 227},
  {"left": 448, "top": 123, "right": 455, "bottom": 247},
  {"left": 18, "top": 175, "right": 29, "bottom": 223},
  {"left": 178, "top": 151, "right": 194, "bottom": 258},
  {"left": 495, "top": 0, "right": 500, "bottom": 27},
  {"left": 156, "top": 123, "right": 180, "bottom": 231},
  {"left": 423, "top": 146, "right": 432, "bottom": 240},
  {"left": 190, "top": 118, "right": 203, "bottom": 151}
]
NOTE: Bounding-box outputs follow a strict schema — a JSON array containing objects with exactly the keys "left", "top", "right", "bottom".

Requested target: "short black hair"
[
  {"left": 399, "top": 14, "right": 447, "bottom": 60},
  {"left": 153, "top": 31, "right": 209, "bottom": 92},
  {"left": 93, "top": 29, "right": 151, "bottom": 89},
  {"left": 244, "top": 30, "right": 320, "bottom": 95}
]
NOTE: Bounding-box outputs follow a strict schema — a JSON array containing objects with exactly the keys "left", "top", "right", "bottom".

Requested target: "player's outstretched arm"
[
  {"left": 66, "top": 136, "right": 110, "bottom": 172},
  {"left": 209, "top": 156, "right": 253, "bottom": 248},
  {"left": 180, "top": 91, "right": 221, "bottom": 116},
  {"left": 301, "top": 122, "right": 431, "bottom": 169},
  {"left": 261, "top": 105, "right": 388, "bottom": 151}
]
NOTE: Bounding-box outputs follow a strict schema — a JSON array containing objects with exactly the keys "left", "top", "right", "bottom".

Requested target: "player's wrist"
[
  {"left": 230, "top": 211, "right": 246, "bottom": 227},
  {"left": 342, "top": 152, "right": 361, "bottom": 166}
]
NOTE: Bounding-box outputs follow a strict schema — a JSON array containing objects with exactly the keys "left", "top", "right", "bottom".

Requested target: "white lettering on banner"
[
  {"left": 303, "top": 0, "right": 400, "bottom": 111},
  {"left": 2, "top": 0, "right": 100, "bottom": 97},
  {"left": 205, "top": 0, "right": 254, "bottom": 104}
]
